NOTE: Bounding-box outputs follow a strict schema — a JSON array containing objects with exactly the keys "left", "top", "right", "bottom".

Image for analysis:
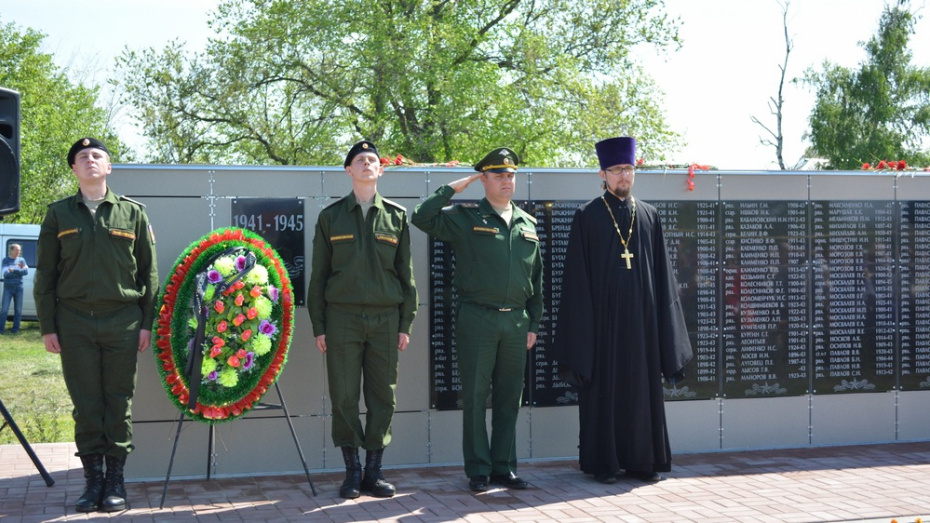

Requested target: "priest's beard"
[{"left": 609, "top": 184, "right": 631, "bottom": 200}]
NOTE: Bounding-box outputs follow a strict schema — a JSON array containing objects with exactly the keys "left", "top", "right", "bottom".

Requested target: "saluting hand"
[
  {"left": 398, "top": 333, "right": 410, "bottom": 351},
  {"left": 449, "top": 173, "right": 483, "bottom": 194}
]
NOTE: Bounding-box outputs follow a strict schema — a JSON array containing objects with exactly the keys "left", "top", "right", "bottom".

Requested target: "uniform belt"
[{"left": 472, "top": 303, "right": 523, "bottom": 312}]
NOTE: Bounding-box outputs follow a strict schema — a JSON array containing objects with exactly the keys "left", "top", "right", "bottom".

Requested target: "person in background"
[
  {"left": 0, "top": 243, "right": 28, "bottom": 335},
  {"left": 307, "top": 140, "right": 418, "bottom": 499},
  {"left": 34, "top": 137, "right": 159, "bottom": 513},
  {"left": 411, "top": 147, "right": 543, "bottom": 492},
  {"left": 553, "top": 136, "right": 692, "bottom": 485}
]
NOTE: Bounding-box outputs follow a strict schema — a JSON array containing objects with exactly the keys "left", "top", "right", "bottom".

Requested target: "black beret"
[
  {"left": 344, "top": 140, "right": 380, "bottom": 167},
  {"left": 68, "top": 137, "right": 110, "bottom": 166},
  {"left": 474, "top": 147, "right": 520, "bottom": 173}
]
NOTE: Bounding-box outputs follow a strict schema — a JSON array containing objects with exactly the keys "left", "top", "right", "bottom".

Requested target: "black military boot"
[
  {"left": 101, "top": 455, "right": 128, "bottom": 512},
  {"left": 361, "top": 448, "right": 396, "bottom": 498},
  {"left": 339, "top": 447, "right": 362, "bottom": 499},
  {"left": 75, "top": 454, "right": 105, "bottom": 513}
]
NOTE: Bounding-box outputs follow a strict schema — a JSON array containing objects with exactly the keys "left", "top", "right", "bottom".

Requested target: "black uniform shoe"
[
  {"left": 626, "top": 470, "right": 664, "bottom": 483},
  {"left": 102, "top": 455, "right": 128, "bottom": 512},
  {"left": 490, "top": 471, "right": 529, "bottom": 489},
  {"left": 468, "top": 475, "right": 489, "bottom": 492},
  {"left": 339, "top": 447, "right": 362, "bottom": 499},
  {"left": 594, "top": 471, "right": 618, "bottom": 484},
  {"left": 361, "top": 449, "right": 396, "bottom": 498},
  {"left": 75, "top": 454, "right": 105, "bottom": 513}
]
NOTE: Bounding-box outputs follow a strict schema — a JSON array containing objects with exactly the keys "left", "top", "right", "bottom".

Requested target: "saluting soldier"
[
  {"left": 411, "top": 147, "right": 543, "bottom": 492},
  {"left": 307, "top": 140, "right": 418, "bottom": 499},
  {"left": 34, "top": 137, "right": 159, "bottom": 513}
]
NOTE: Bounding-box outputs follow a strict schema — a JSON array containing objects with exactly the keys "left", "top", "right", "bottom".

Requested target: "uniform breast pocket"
[
  {"left": 518, "top": 228, "right": 540, "bottom": 263},
  {"left": 109, "top": 227, "right": 138, "bottom": 273},
  {"left": 56, "top": 227, "right": 83, "bottom": 263},
  {"left": 330, "top": 234, "right": 357, "bottom": 271},
  {"left": 374, "top": 231, "right": 399, "bottom": 268}
]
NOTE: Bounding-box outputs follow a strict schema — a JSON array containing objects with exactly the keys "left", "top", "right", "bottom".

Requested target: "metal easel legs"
[
  {"left": 0, "top": 398, "right": 54, "bottom": 487},
  {"left": 158, "top": 382, "right": 316, "bottom": 509}
]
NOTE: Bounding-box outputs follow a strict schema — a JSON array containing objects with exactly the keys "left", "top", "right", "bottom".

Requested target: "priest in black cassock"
[{"left": 553, "top": 136, "right": 693, "bottom": 485}]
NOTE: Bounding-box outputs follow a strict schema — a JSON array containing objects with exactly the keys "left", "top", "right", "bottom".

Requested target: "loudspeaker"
[{"left": 0, "top": 87, "right": 21, "bottom": 216}]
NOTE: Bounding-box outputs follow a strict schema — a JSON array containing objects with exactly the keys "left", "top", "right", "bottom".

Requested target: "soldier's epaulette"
[
  {"left": 520, "top": 211, "right": 537, "bottom": 225},
  {"left": 48, "top": 195, "right": 73, "bottom": 207},
  {"left": 381, "top": 197, "right": 407, "bottom": 211},
  {"left": 119, "top": 195, "right": 146, "bottom": 207}
]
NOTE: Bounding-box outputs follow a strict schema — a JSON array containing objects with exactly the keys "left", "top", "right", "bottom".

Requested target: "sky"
[{"left": 2, "top": 0, "right": 929, "bottom": 170}]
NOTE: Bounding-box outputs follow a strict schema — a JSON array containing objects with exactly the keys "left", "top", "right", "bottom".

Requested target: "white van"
[{"left": 0, "top": 223, "right": 39, "bottom": 321}]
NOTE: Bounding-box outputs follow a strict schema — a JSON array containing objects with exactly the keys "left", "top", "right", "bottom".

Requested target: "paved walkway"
[{"left": 1, "top": 440, "right": 929, "bottom": 522}]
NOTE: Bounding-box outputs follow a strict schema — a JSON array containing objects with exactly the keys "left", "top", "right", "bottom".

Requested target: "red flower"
[
  {"left": 214, "top": 300, "right": 225, "bottom": 313},
  {"left": 237, "top": 349, "right": 247, "bottom": 359},
  {"left": 246, "top": 307, "right": 258, "bottom": 320},
  {"left": 210, "top": 345, "right": 222, "bottom": 358},
  {"left": 394, "top": 155, "right": 405, "bottom": 165},
  {"left": 233, "top": 313, "right": 246, "bottom": 327},
  {"left": 862, "top": 163, "right": 871, "bottom": 170},
  {"left": 235, "top": 293, "right": 245, "bottom": 307},
  {"left": 227, "top": 355, "right": 240, "bottom": 368},
  {"left": 250, "top": 286, "right": 262, "bottom": 298},
  {"left": 241, "top": 329, "right": 252, "bottom": 342},
  {"left": 877, "top": 160, "right": 887, "bottom": 169},
  {"left": 636, "top": 158, "right": 644, "bottom": 166},
  {"left": 897, "top": 160, "right": 907, "bottom": 170},
  {"left": 216, "top": 320, "right": 228, "bottom": 333}
]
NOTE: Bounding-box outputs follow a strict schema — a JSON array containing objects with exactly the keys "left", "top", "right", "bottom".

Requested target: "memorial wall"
[
  {"left": 428, "top": 195, "right": 930, "bottom": 407},
  {"left": 108, "top": 166, "right": 930, "bottom": 480}
]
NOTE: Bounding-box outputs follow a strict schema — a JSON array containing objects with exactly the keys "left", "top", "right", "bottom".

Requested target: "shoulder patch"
[
  {"left": 119, "top": 195, "right": 146, "bottom": 207},
  {"left": 381, "top": 197, "right": 407, "bottom": 212}
]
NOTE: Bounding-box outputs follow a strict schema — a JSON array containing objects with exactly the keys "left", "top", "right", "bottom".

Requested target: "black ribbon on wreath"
[{"left": 185, "top": 247, "right": 257, "bottom": 410}]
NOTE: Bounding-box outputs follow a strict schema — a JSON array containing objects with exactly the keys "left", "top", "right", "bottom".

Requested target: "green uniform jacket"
[
  {"left": 411, "top": 185, "right": 544, "bottom": 333},
  {"left": 308, "top": 192, "right": 418, "bottom": 336},
  {"left": 34, "top": 189, "right": 159, "bottom": 335}
]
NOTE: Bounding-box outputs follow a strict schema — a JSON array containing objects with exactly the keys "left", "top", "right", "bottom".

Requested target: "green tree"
[
  {"left": 116, "top": 0, "right": 682, "bottom": 167},
  {"left": 803, "top": 1, "right": 930, "bottom": 170},
  {"left": 0, "top": 19, "right": 120, "bottom": 223}
]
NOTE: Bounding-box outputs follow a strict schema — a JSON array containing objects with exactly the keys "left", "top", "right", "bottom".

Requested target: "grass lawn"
[{"left": 0, "top": 321, "right": 74, "bottom": 444}]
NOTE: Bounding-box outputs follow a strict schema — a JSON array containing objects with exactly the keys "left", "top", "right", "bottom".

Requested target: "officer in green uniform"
[
  {"left": 307, "top": 140, "right": 418, "bottom": 499},
  {"left": 411, "top": 147, "right": 543, "bottom": 492},
  {"left": 34, "top": 137, "right": 158, "bottom": 513}
]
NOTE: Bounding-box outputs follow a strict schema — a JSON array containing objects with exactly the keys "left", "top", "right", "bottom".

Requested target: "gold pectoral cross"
[{"left": 620, "top": 247, "right": 634, "bottom": 269}]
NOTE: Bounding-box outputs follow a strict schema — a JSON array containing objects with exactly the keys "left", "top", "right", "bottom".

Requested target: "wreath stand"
[
  {"left": 158, "top": 382, "right": 316, "bottom": 509},
  {"left": 0, "top": 398, "right": 55, "bottom": 487}
]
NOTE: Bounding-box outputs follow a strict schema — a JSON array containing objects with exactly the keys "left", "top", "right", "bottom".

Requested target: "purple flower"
[
  {"left": 235, "top": 255, "right": 247, "bottom": 271},
  {"left": 243, "top": 352, "right": 255, "bottom": 370},
  {"left": 267, "top": 285, "right": 279, "bottom": 303},
  {"left": 207, "top": 370, "right": 218, "bottom": 381},
  {"left": 207, "top": 270, "right": 222, "bottom": 283},
  {"left": 259, "top": 320, "right": 277, "bottom": 336}
]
